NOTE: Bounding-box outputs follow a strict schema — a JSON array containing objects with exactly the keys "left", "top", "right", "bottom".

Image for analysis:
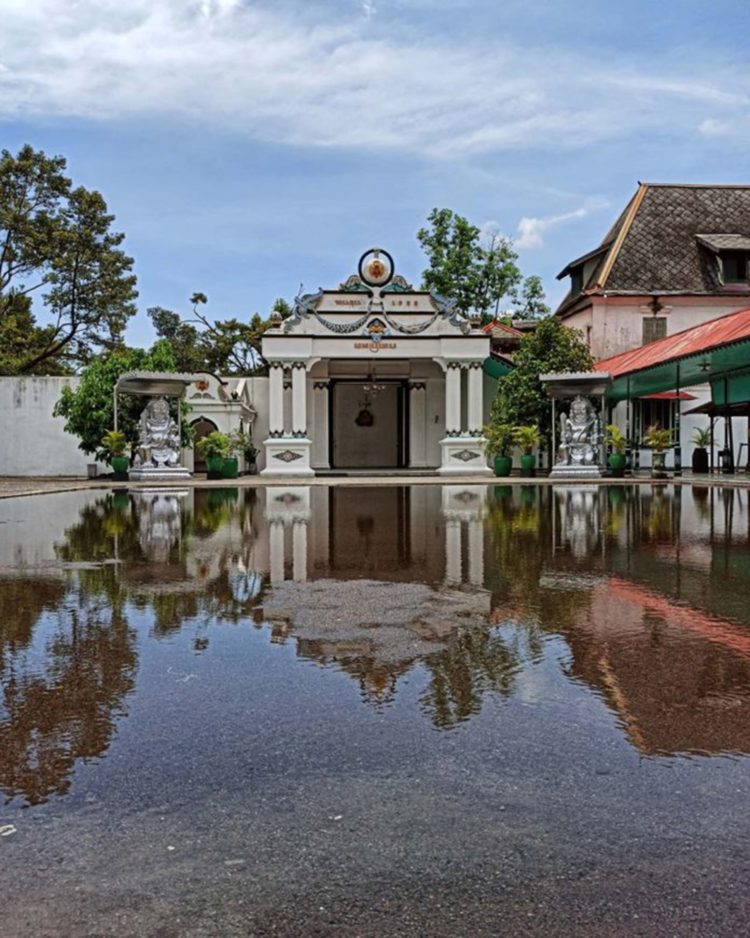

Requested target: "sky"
[{"left": 2, "top": 0, "right": 749, "bottom": 348}]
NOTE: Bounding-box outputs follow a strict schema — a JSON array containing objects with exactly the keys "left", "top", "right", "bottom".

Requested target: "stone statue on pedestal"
[
  {"left": 129, "top": 396, "right": 191, "bottom": 480},
  {"left": 133, "top": 397, "right": 181, "bottom": 469},
  {"left": 551, "top": 395, "right": 603, "bottom": 478}
]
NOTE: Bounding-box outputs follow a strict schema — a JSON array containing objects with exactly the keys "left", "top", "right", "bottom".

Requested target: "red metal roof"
[
  {"left": 595, "top": 307, "right": 750, "bottom": 377},
  {"left": 638, "top": 391, "right": 697, "bottom": 400}
]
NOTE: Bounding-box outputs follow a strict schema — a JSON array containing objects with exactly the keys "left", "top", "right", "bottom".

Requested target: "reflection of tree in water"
[
  {"left": 486, "top": 486, "right": 593, "bottom": 637},
  {"left": 420, "top": 627, "right": 518, "bottom": 729},
  {"left": 0, "top": 589, "right": 137, "bottom": 806},
  {"left": 0, "top": 578, "right": 66, "bottom": 672}
]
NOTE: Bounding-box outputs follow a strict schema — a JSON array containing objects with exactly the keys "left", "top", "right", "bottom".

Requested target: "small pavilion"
[{"left": 260, "top": 248, "right": 503, "bottom": 477}]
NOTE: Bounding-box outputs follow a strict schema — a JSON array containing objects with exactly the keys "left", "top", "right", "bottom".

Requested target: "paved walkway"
[{"left": 1, "top": 472, "right": 750, "bottom": 500}]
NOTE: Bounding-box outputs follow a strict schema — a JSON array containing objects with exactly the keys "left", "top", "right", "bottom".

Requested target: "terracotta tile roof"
[
  {"left": 482, "top": 319, "right": 524, "bottom": 337},
  {"left": 557, "top": 183, "right": 750, "bottom": 315},
  {"left": 594, "top": 306, "right": 750, "bottom": 377}
]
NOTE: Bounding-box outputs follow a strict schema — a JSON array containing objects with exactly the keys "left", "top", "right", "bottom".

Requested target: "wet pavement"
[{"left": 1, "top": 484, "right": 749, "bottom": 936}]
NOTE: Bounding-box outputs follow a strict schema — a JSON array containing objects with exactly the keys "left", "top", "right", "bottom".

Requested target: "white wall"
[
  {"left": 0, "top": 375, "right": 271, "bottom": 478},
  {"left": 0, "top": 376, "right": 102, "bottom": 477},
  {"left": 566, "top": 295, "right": 750, "bottom": 361}
]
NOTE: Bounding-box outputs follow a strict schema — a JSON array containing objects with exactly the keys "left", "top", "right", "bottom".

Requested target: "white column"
[
  {"left": 445, "top": 364, "right": 462, "bottom": 435},
  {"left": 467, "top": 518, "right": 484, "bottom": 586},
  {"left": 467, "top": 363, "right": 484, "bottom": 434},
  {"left": 292, "top": 521, "right": 308, "bottom": 582},
  {"left": 445, "top": 518, "right": 462, "bottom": 584},
  {"left": 408, "top": 382, "right": 427, "bottom": 467},
  {"left": 268, "top": 363, "right": 284, "bottom": 435},
  {"left": 269, "top": 521, "right": 285, "bottom": 583},
  {"left": 312, "top": 381, "right": 330, "bottom": 467},
  {"left": 292, "top": 363, "right": 307, "bottom": 437}
]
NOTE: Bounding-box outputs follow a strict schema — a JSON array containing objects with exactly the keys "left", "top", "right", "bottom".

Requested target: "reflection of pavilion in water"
[
  {"left": 262, "top": 485, "right": 493, "bottom": 710},
  {"left": 264, "top": 485, "right": 486, "bottom": 587}
]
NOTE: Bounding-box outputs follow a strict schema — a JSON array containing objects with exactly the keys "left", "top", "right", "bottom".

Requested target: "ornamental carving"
[
  {"left": 274, "top": 449, "right": 303, "bottom": 463},
  {"left": 453, "top": 449, "right": 480, "bottom": 462}
]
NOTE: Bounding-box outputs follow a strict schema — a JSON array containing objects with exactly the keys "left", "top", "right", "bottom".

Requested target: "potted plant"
[
  {"left": 513, "top": 425, "right": 540, "bottom": 478},
  {"left": 605, "top": 424, "right": 627, "bottom": 476},
  {"left": 222, "top": 431, "right": 246, "bottom": 479},
  {"left": 243, "top": 438, "right": 259, "bottom": 475},
  {"left": 196, "top": 431, "right": 230, "bottom": 479},
  {"left": 643, "top": 424, "right": 672, "bottom": 478},
  {"left": 484, "top": 422, "right": 514, "bottom": 477},
  {"left": 100, "top": 430, "right": 130, "bottom": 477},
  {"left": 691, "top": 426, "right": 711, "bottom": 474}
]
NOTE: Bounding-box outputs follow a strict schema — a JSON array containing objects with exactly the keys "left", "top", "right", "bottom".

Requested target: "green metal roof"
[{"left": 483, "top": 356, "right": 513, "bottom": 379}]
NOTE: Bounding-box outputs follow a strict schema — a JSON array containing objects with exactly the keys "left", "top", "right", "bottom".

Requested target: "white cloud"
[
  {"left": 698, "top": 117, "right": 731, "bottom": 137},
  {"left": 515, "top": 198, "right": 609, "bottom": 249},
  {"left": 0, "top": 1, "right": 747, "bottom": 158}
]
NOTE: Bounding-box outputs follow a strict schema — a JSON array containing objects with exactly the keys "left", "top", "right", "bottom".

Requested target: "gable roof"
[{"left": 557, "top": 183, "right": 750, "bottom": 316}]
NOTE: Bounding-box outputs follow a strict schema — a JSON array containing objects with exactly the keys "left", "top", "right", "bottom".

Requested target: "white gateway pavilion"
[{"left": 260, "top": 248, "right": 494, "bottom": 477}]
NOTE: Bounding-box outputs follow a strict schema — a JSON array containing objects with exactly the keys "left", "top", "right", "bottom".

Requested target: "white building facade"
[{"left": 260, "top": 249, "right": 492, "bottom": 477}]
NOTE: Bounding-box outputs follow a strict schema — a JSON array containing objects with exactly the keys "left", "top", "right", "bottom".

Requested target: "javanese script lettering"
[{"left": 354, "top": 341, "right": 397, "bottom": 353}]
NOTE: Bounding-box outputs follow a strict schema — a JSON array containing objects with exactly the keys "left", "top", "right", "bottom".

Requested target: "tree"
[
  {"left": 417, "top": 208, "right": 522, "bottom": 321},
  {"left": 0, "top": 144, "right": 137, "bottom": 374},
  {"left": 490, "top": 316, "right": 594, "bottom": 453},
  {"left": 53, "top": 340, "right": 180, "bottom": 460},
  {"left": 149, "top": 293, "right": 280, "bottom": 375},
  {"left": 513, "top": 275, "right": 550, "bottom": 320}
]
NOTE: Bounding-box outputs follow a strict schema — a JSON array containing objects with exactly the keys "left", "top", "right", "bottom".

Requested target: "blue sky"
[{"left": 2, "top": 0, "right": 749, "bottom": 348}]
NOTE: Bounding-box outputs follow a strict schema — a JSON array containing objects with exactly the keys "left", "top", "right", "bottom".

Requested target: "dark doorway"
[
  {"left": 191, "top": 418, "right": 219, "bottom": 472},
  {"left": 329, "top": 380, "right": 408, "bottom": 469}
]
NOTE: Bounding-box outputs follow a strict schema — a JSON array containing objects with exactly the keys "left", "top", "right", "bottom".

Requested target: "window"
[
  {"left": 720, "top": 250, "right": 750, "bottom": 284},
  {"left": 642, "top": 316, "right": 667, "bottom": 344},
  {"left": 634, "top": 399, "right": 676, "bottom": 443}
]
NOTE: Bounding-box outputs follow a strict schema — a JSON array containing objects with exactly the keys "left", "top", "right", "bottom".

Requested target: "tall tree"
[
  {"left": 417, "top": 208, "right": 522, "bottom": 321},
  {"left": 53, "top": 340, "right": 180, "bottom": 460},
  {"left": 149, "top": 293, "right": 279, "bottom": 375},
  {"left": 490, "top": 315, "right": 593, "bottom": 451},
  {"left": 0, "top": 145, "right": 137, "bottom": 374},
  {"left": 513, "top": 275, "right": 550, "bottom": 320}
]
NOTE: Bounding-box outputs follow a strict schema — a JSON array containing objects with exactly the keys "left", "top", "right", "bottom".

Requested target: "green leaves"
[
  {"left": 149, "top": 295, "right": 278, "bottom": 375},
  {"left": 0, "top": 144, "right": 137, "bottom": 374},
  {"left": 490, "top": 316, "right": 594, "bottom": 446},
  {"left": 53, "top": 342, "right": 180, "bottom": 459},
  {"left": 417, "top": 208, "right": 521, "bottom": 317}
]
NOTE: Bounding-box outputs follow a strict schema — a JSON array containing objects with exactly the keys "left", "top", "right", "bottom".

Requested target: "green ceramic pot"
[
  {"left": 110, "top": 455, "right": 129, "bottom": 475},
  {"left": 519, "top": 453, "right": 536, "bottom": 477},
  {"left": 609, "top": 452, "right": 626, "bottom": 476},
  {"left": 206, "top": 456, "right": 224, "bottom": 479},
  {"left": 221, "top": 456, "right": 239, "bottom": 479},
  {"left": 493, "top": 455, "right": 512, "bottom": 477}
]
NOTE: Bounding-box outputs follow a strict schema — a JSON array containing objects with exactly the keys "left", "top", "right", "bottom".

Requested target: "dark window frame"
[{"left": 642, "top": 316, "right": 667, "bottom": 345}]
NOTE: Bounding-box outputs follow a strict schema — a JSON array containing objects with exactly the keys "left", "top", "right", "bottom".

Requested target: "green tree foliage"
[
  {"left": 0, "top": 144, "right": 137, "bottom": 374},
  {"left": 417, "top": 208, "right": 522, "bottom": 320},
  {"left": 53, "top": 340, "right": 179, "bottom": 460},
  {"left": 513, "top": 275, "right": 550, "bottom": 320},
  {"left": 490, "top": 316, "right": 594, "bottom": 447},
  {"left": 149, "top": 293, "right": 279, "bottom": 375}
]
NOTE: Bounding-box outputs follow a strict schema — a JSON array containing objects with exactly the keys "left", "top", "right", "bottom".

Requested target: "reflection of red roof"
[
  {"left": 608, "top": 576, "right": 750, "bottom": 657},
  {"left": 595, "top": 307, "right": 750, "bottom": 377},
  {"left": 482, "top": 319, "right": 524, "bottom": 337}
]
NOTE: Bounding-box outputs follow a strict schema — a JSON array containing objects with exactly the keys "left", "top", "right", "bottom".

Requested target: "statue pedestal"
[
  {"left": 549, "top": 464, "right": 603, "bottom": 480},
  {"left": 129, "top": 465, "right": 192, "bottom": 482}
]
